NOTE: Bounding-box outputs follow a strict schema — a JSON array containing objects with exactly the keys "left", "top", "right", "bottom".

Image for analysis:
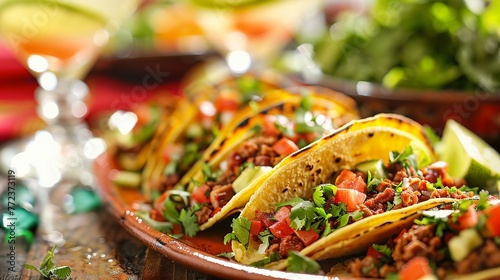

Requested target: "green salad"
[{"left": 314, "top": 0, "right": 500, "bottom": 92}]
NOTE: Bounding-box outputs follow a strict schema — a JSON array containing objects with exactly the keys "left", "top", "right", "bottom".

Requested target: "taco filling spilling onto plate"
[{"left": 347, "top": 192, "right": 500, "bottom": 279}]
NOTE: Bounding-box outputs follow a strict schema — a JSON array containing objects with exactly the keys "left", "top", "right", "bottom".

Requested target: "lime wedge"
[{"left": 439, "top": 119, "right": 500, "bottom": 193}]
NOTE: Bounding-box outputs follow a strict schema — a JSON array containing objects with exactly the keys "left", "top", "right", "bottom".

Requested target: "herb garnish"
[
  {"left": 286, "top": 251, "right": 322, "bottom": 274},
  {"left": 389, "top": 145, "right": 418, "bottom": 173},
  {"left": 224, "top": 217, "right": 251, "bottom": 247},
  {"left": 24, "top": 245, "right": 71, "bottom": 280}
]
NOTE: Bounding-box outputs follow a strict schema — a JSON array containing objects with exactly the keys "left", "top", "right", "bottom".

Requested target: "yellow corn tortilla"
[
  {"left": 184, "top": 86, "right": 360, "bottom": 231},
  {"left": 231, "top": 113, "right": 439, "bottom": 265}
]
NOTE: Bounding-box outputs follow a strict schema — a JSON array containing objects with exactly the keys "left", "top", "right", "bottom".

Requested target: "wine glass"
[
  {"left": 188, "top": 0, "right": 325, "bottom": 74},
  {"left": 0, "top": 0, "right": 139, "bottom": 242}
]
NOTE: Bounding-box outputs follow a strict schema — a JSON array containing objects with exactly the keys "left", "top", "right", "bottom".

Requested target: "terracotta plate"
[{"left": 95, "top": 152, "right": 354, "bottom": 279}]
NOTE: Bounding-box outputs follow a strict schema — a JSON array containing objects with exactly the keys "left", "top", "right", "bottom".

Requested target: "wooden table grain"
[{"left": 2, "top": 205, "right": 223, "bottom": 280}]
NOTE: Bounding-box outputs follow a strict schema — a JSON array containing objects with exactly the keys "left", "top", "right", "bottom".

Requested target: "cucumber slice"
[
  {"left": 112, "top": 170, "right": 141, "bottom": 188},
  {"left": 232, "top": 166, "right": 273, "bottom": 193}
]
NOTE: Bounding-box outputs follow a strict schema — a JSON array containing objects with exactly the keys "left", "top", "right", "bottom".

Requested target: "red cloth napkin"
[{"left": 0, "top": 42, "right": 180, "bottom": 142}]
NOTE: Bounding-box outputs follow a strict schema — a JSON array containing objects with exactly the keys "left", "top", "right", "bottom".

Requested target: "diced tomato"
[
  {"left": 485, "top": 203, "right": 500, "bottom": 237},
  {"left": 263, "top": 115, "right": 279, "bottom": 135},
  {"left": 335, "top": 169, "right": 357, "bottom": 185},
  {"left": 337, "top": 176, "right": 367, "bottom": 193},
  {"left": 211, "top": 206, "right": 222, "bottom": 217},
  {"left": 294, "top": 228, "right": 319, "bottom": 246},
  {"left": 450, "top": 205, "right": 478, "bottom": 231},
  {"left": 162, "top": 144, "right": 183, "bottom": 164},
  {"left": 272, "top": 137, "right": 299, "bottom": 156},
  {"left": 366, "top": 245, "right": 385, "bottom": 260},
  {"left": 274, "top": 206, "right": 291, "bottom": 225},
  {"left": 214, "top": 90, "right": 240, "bottom": 112},
  {"left": 398, "top": 257, "right": 433, "bottom": 280},
  {"left": 334, "top": 188, "right": 367, "bottom": 212},
  {"left": 191, "top": 184, "right": 211, "bottom": 204},
  {"left": 154, "top": 191, "right": 169, "bottom": 213},
  {"left": 149, "top": 209, "right": 167, "bottom": 222},
  {"left": 393, "top": 228, "right": 407, "bottom": 243},
  {"left": 250, "top": 220, "right": 263, "bottom": 236},
  {"left": 303, "top": 132, "right": 318, "bottom": 143},
  {"left": 256, "top": 211, "right": 276, "bottom": 228},
  {"left": 269, "top": 221, "right": 294, "bottom": 238},
  {"left": 133, "top": 104, "right": 154, "bottom": 125}
]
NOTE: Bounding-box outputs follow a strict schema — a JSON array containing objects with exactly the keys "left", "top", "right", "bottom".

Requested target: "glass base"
[
  {"left": 0, "top": 124, "right": 106, "bottom": 189},
  {"left": 0, "top": 123, "right": 106, "bottom": 245}
]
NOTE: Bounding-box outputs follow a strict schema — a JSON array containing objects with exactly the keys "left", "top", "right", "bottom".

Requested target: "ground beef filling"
[
  {"left": 363, "top": 162, "right": 472, "bottom": 216},
  {"left": 260, "top": 162, "right": 473, "bottom": 258},
  {"left": 348, "top": 224, "right": 500, "bottom": 279},
  {"left": 196, "top": 135, "right": 282, "bottom": 224}
]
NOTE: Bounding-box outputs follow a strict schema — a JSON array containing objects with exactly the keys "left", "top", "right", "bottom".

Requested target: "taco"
[
  {"left": 153, "top": 86, "right": 359, "bottom": 236},
  {"left": 104, "top": 94, "right": 183, "bottom": 188},
  {"left": 225, "top": 114, "right": 481, "bottom": 269},
  {"left": 345, "top": 194, "right": 500, "bottom": 280},
  {"left": 141, "top": 71, "right": 289, "bottom": 201}
]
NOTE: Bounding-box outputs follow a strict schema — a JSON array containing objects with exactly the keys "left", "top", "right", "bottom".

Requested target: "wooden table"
[{"left": 1, "top": 203, "right": 224, "bottom": 280}]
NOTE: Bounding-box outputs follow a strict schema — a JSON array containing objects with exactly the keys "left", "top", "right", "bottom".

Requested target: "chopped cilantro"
[
  {"left": 337, "top": 210, "right": 363, "bottom": 228},
  {"left": 386, "top": 201, "right": 394, "bottom": 211},
  {"left": 179, "top": 206, "right": 200, "bottom": 237},
  {"left": 321, "top": 222, "right": 332, "bottom": 237},
  {"left": 216, "top": 252, "right": 235, "bottom": 259},
  {"left": 297, "top": 138, "right": 309, "bottom": 149},
  {"left": 367, "top": 177, "right": 383, "bottom": 192},
  {"left": 258, "top": 229, "right": 274, "bottom": 248},
  {"left": 180, "top": 143, "right": 201, "bottom": 170},
  {"left": 313, "top": 184, "right": 336, "bottom": 207},
  {"left": 434, "top": 177, "right": 445, "bottom": 189},
  {"left": 475, "top": 190, "right": 490, "bottom": 211},
  {"left": 414, "top": 216, "right": 449, "bottom": 237},
  {"left": 274, "top": 118, "right": 296, "bottom": 138},
  {"left": 372, "top": 244, "right": 393, "bottom": 263},
  {"left": 315, "top": 207, "right": 330, "bottom": 220},
  {"left": 313, "top": 186, "right": 326, "bottom": 207},
  {"left": 290, "top": 200, "right": 317, "bottom": 230},
  {"left": 202, "top": 163, "right": 219, "bottom": 182},
  {"left": 327, "top": 203, "right": 346, "bottom": 217},
  {"left": 393, "top": 182, "right": 403, "bottom": 206},
  {"left": 451, "top": 199, "right": 474, "bottom": 221},
  {"left": 389, "top": 145, "right": 418, "bottom": 172},
  {"left": 275, "top": 197, "right": 306, "bottom": 208},
  {"left": 286, "top": 251, "right": 322, "bottom": 274},
  {"left": 458, "top": 185, "right": 479, "bottom": 194},
  {"left": 224, "top": 217, "right": 251, "bottom": 248},
  {"left": 162, "top": 190, "right": 190, "bottom": 223},
  {"left": 250, "top": 124, "right": 262, "bottom": 134}
]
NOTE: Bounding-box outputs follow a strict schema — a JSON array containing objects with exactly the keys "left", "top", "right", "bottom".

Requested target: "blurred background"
[{"left": 0, "top": 0, "right": 499, "bottom": 149}]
